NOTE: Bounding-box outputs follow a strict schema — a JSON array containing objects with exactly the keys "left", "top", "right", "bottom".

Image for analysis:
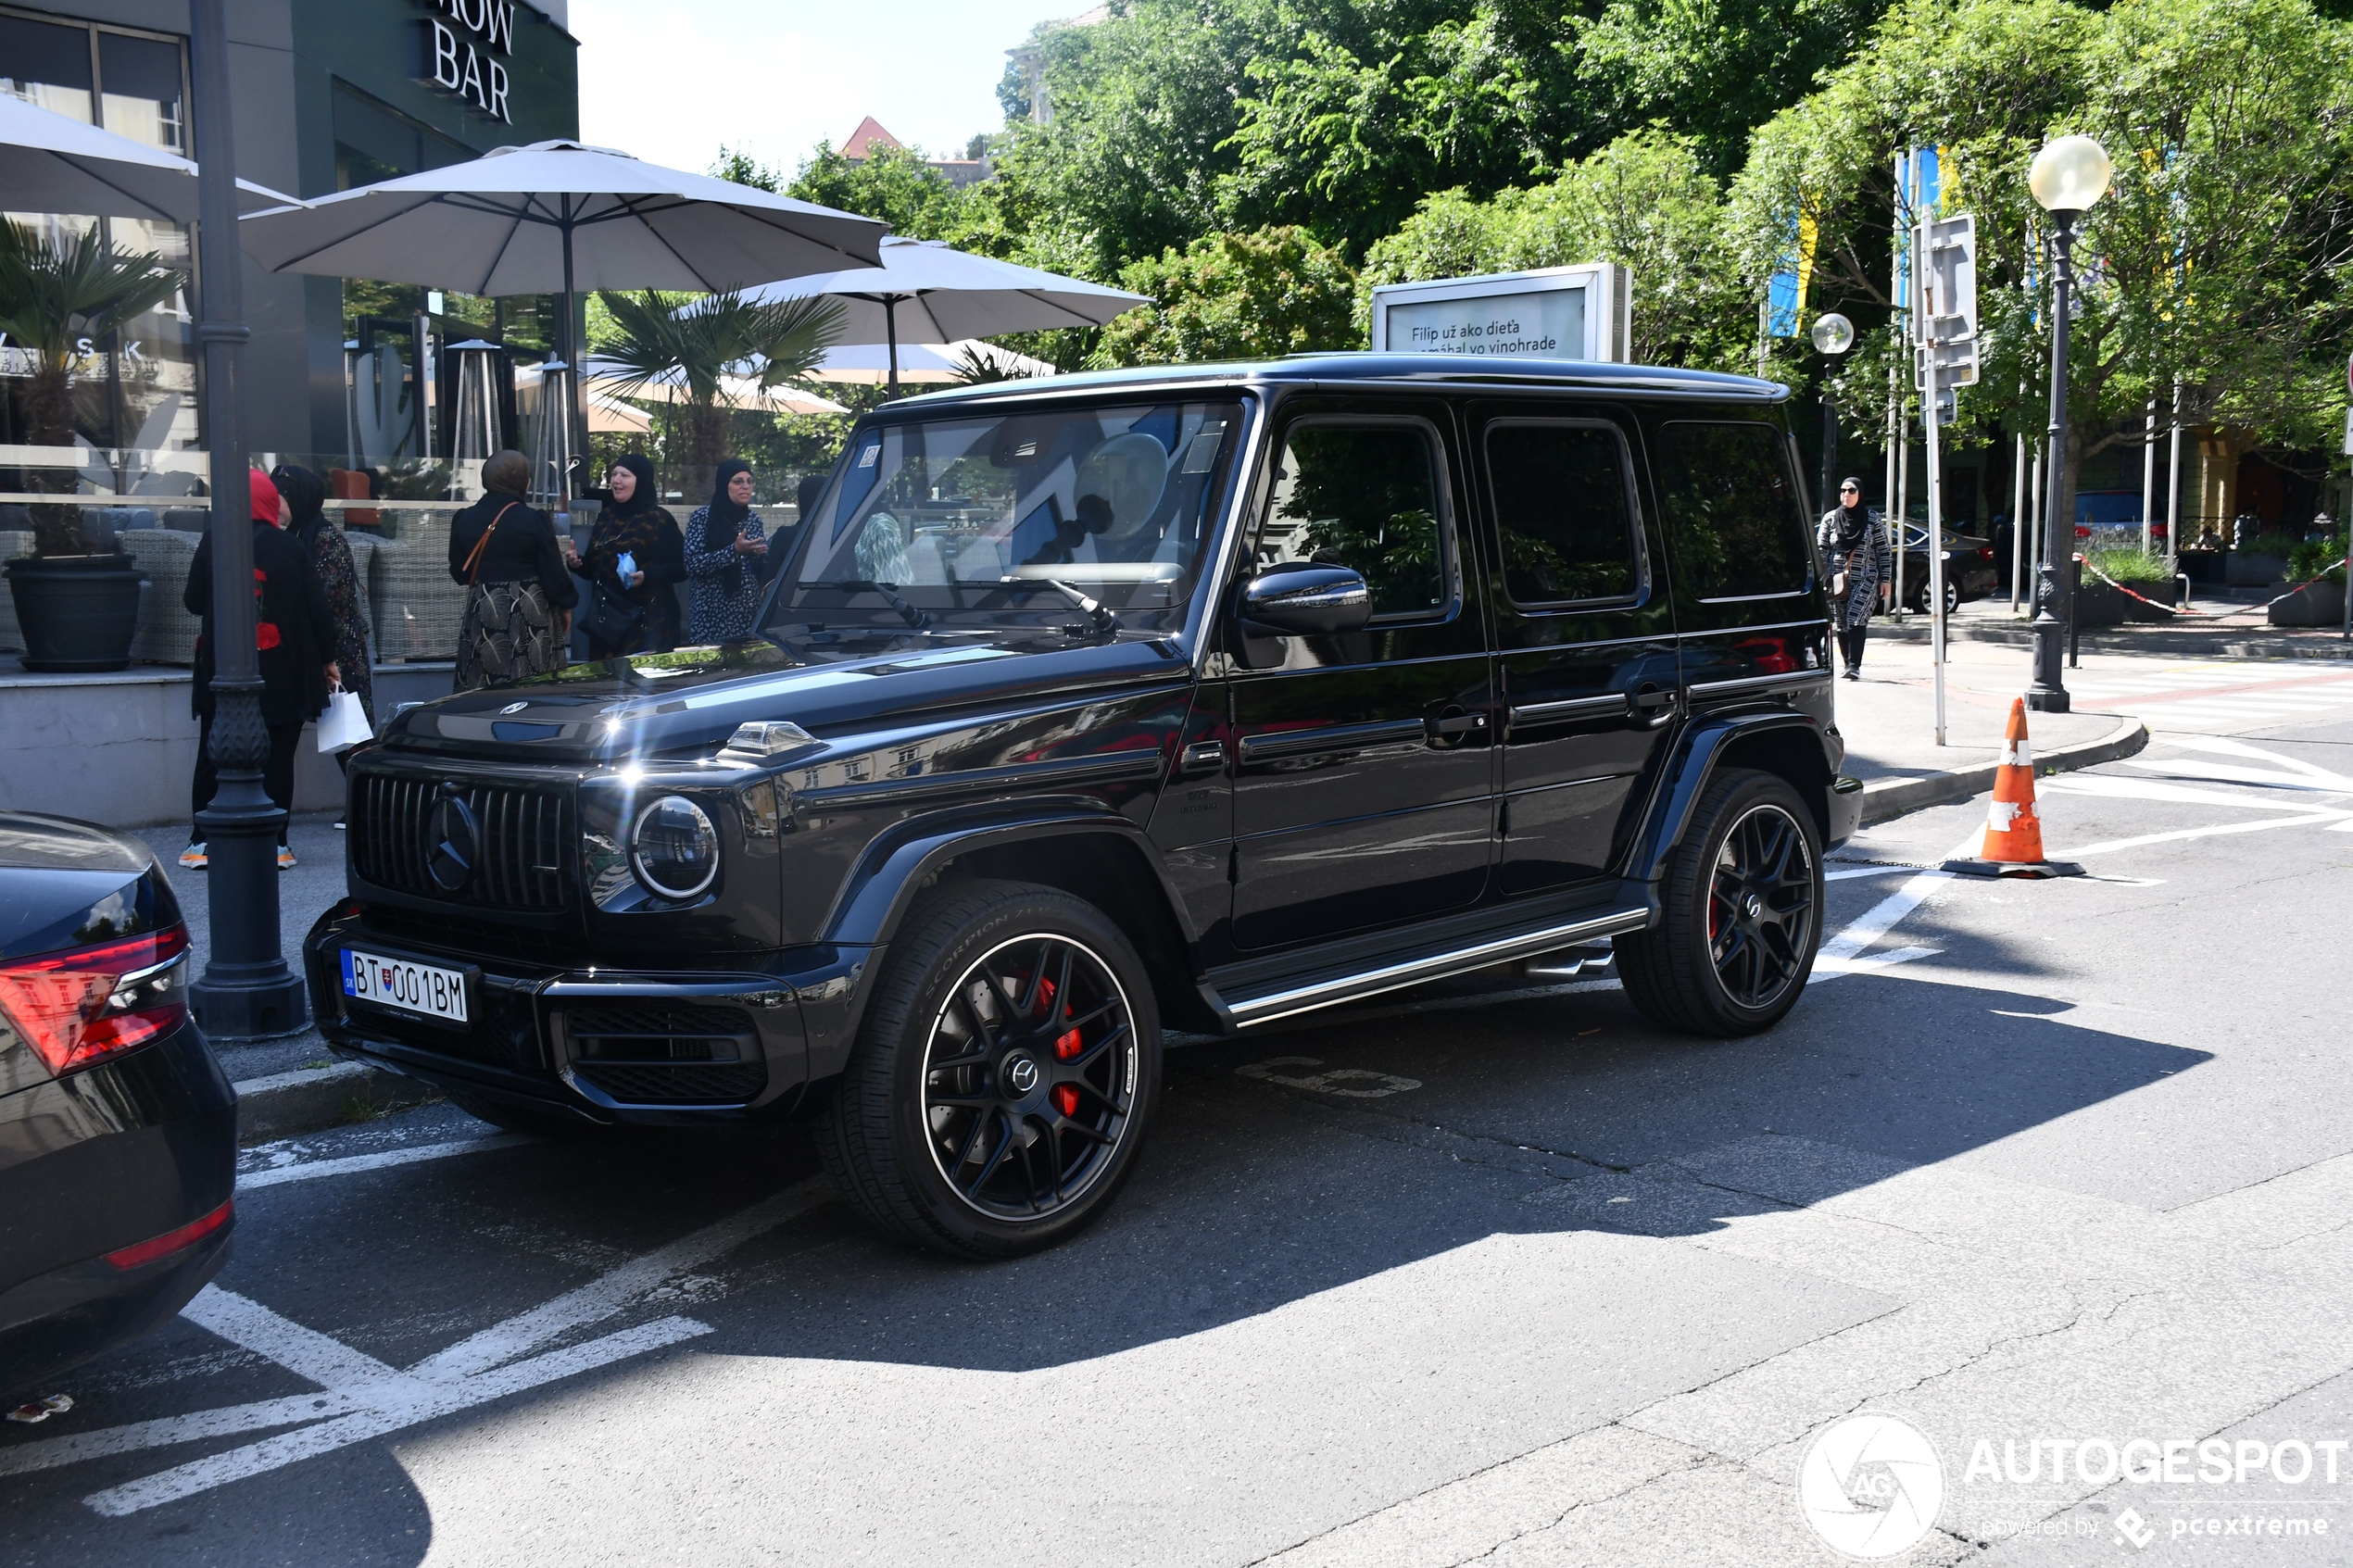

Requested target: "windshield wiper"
[
  {"left": 799, "top": 578, "right": 932, "bottom": 631},
  {"left": 1011, "top": 577, "right": 1120, "bottom": 638}
]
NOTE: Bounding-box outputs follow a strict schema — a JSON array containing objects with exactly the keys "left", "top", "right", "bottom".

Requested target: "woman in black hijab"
[
  {"left": 585, "top": 452, "right": 685, "bottom": 656},
  {"left": 447, "top": 449, "right": 577, "bottom": 689},
  {"left": 1817, "top": 476, "right": 1892, "bottom": 680},
  {"left": 683, "top": 458, "right": 768, "bottom": 643},
  {"left": 272, "top": 462, "right": 373, "bottom": 735}
]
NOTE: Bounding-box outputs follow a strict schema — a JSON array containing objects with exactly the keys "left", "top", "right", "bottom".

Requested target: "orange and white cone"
[
  {"left": 1943, "top": 698, "right": 2082, "bottom": 878},
  {"left": 1980, "top": 699, "right": 2045, "bottom": 862}
]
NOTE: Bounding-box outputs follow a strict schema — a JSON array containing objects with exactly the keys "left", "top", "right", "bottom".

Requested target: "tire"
[
  {"left": 447, "top": 1088, "right": 613, "bottom": 1138},
  {"left": 1616, "top": 768, "right": 1824, "bottom": 1037},
  {"left": 813, "top": 879, "right": 1163, "bottom": 1260}
]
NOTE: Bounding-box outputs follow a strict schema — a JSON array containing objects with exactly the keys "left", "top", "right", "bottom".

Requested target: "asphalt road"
[{"left": 6, "top": 654, "right": 2353, "bottom": 1567}]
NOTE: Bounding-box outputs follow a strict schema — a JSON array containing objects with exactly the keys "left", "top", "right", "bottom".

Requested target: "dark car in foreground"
[
  {"left": 306, "top": 353, "right": 1862, "bottom": 1260},
  {"left": 0, "top": 812, "right": 236, "bottom": 1397}
]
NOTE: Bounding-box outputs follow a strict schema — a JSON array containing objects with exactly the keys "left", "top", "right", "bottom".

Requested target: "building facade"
[{"left": 1, "top": 0, "right": 578, "bottom": 474}]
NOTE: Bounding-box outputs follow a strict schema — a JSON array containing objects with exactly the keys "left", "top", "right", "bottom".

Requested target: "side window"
[
  {"left": 1485, "top": 422, "right": 1642, "bottom": 606},
  {"left": 1652, "top": 422, "right": 1813, "bottom": 600},
  {"left": 1261, "top": 422, "right": 1449, "bottom": 619}
]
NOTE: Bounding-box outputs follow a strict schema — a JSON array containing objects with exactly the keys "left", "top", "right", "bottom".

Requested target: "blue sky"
[{"left": 572, "top": 0, "right": 1060, "bottom": 179}]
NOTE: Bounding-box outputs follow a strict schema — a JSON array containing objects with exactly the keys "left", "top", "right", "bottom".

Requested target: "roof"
[
  {"left": 838, "top": 117, "right": 904, "bottom": 160},
  {"left": 890, "top": 352, "right": 1790, "bottom": 410}
]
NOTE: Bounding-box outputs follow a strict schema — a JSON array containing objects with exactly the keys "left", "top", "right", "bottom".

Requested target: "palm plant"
[
  {"left": 0, "top": 221, "right": 184, "bottom": 555},
  {"left": 591, "top": 288, "right": 844, "bottom": 498}
]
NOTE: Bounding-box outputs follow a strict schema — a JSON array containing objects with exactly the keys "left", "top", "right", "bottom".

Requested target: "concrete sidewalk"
[
  {"left": 1870, "top": 592, "right": 2353, "bottom": 660},
  {"left": 1835, "top": 637, "right": 2147, "bottom": 822}
]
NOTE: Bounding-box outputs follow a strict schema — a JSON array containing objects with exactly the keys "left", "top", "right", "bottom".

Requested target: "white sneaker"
[
  {"left": 277, "top": 845, "right": 297, "bottom": 870},
  {"left": 178, "top": 842, "right": 208, "bottom": 870}
]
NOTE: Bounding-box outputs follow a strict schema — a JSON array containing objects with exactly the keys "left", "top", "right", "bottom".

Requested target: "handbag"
[
  {"left": 316, "top": 687, "right": 373, "bottom": 753},
  {"left": 579, "top": 578, "right": 646, "bottom": 646}
]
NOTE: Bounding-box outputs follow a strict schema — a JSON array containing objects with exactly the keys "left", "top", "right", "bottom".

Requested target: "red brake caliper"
[{"left": 1035, "top": 975, "right": 1083, "bottom": 1114}]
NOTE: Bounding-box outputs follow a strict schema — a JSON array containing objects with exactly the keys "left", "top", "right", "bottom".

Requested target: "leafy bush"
[
  {"left": 2288, "top": 532, "right": 2348, "bottom": 582},
  {"left": 2084, "top": 542, "right": 2172, "bottom": 583}
]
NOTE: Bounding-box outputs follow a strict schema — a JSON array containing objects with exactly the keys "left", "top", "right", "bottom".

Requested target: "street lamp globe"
[
  {"left": 2029, "top": 135, "right": 2112, "bottom": 213},
  {"left": 1810, "top": 312, "right": 1855, "bottom": 356}
]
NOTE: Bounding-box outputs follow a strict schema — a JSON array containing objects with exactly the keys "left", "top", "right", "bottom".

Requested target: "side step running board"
[{"left": 1224, "top": 906, "right": 1652, "bottom": 1029}]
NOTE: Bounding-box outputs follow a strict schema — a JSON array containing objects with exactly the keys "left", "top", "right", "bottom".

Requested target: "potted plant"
[{"left": 0, "top": 220, "right": 183, "bottom": 671}]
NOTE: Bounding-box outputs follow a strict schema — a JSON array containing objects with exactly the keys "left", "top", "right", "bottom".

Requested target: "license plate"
[{"left": 341, "top": 947, "right": 470, "bottom": 1024}]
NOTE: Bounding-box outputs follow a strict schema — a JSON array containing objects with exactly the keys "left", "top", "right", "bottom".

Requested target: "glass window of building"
[{"left": 0, "top": 11, "right": 197, "bottom": 478}]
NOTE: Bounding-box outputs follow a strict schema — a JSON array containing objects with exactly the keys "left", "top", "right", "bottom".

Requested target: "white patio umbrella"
[
  {"left": 237, "top": 140, "right": 887, "bottom": 486},
  {"left": 807, "top": 338, "right": 1057, "bottom": 386},
  {"left": 0, "top": 92, "right": 301, "bottom": 220},
  {"left": 739, "top": 236, "right": 1145, "bottom": 394}
]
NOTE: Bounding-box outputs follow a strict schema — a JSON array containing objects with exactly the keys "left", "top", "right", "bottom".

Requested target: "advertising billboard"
[{"left": 1366, "top": 263, "right": 1633, "bottom": 364}]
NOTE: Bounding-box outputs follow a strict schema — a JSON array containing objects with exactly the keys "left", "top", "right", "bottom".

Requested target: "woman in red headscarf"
[{"left": 179, "top": 470, "right": 340, "bottom": 871}]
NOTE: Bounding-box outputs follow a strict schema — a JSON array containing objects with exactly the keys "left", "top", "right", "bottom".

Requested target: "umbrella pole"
[
  {"left": 561, "top": 209, "right": 584, "bottom": 499},
  {"left": 886, "top": 297, "right": 900, "bottom": 398}
]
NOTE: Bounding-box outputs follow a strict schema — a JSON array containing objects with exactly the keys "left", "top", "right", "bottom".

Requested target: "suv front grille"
[{"left": 352, "top": 772, "right": 573, "bottom": 911}]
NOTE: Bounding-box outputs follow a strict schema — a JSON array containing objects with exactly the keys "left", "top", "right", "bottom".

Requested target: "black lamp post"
[
  {"left": 2024, "top": 134, "right": 2112, "bottom": 714},
  {"left": 1810, "top": 311, "right": 1856, "bottom": 514},
  {"left": 188, "top": 0, "right": 308, "bottom": 1037}
]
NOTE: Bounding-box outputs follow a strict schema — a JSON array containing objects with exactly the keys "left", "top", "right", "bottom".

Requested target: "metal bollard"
[
  {"left": 2068, "top": 554, "right": 2082, "bottom": 668},
  {"left": 2176, "top": 573, "right": 2192, "bottom": 610}
]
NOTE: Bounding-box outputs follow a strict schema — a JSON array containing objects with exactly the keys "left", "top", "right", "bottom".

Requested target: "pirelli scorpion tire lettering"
[
  {"left": 1616, "top": 767, "right": 1824, "bottom": 1037},
  {"left": 814, "top": 879, "right": 1164, "bottom": 1260}
]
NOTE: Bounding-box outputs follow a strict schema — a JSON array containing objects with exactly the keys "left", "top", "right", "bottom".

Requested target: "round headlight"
[{"left": 629, "top": 795, "right": 720, "bottom": 900}]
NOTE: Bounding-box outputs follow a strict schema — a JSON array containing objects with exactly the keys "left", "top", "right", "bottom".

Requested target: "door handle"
[
  {"left": 1426, "top": 709, "right": 1491, "bottom": 746},
  {"left": 1629, "top": 684, "right": 1676, "bottom": 728},
  {"left": 1178, "top": 740, "right": 1227, "bottom": 776}
]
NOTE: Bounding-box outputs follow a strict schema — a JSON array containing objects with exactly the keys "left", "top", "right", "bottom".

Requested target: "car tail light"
[
  {"left": 0, "top": 924, "right": 191, "bottom": 1077},
  {"left": 106, "top": 1198, "right": 233, "bottom": 1271},
  {"left": 1977, "top": 546, "right": 1994, "bottom": 560}
]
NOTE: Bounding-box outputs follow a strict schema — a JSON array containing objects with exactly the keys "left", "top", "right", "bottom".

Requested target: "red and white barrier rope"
[{"left": 2075, "top": 552, "right": 2348, "bottom": 620}]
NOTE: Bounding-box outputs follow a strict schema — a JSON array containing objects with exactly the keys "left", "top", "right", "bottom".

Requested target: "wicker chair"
[
  {"left": 0, "top": 531, "right": 29, "bottom": 654},
  {"left": 121, "top": 529, "right": 200, "bottom": 665},
  {"left": 367, "top": 514, "right": 464, "bottom": 663}
]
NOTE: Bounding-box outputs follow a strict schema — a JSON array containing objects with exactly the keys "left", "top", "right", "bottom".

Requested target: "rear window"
[{"left": 1652, "top": 422, "right": 1813, "bottom": 600}]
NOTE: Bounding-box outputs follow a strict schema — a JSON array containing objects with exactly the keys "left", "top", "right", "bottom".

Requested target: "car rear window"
[
  {"left": 1484, "top": 422, "right": 1642, "bottom": 606},
  {"left": 1652, "top": 422, "right": 1813, "bottom": 600}
]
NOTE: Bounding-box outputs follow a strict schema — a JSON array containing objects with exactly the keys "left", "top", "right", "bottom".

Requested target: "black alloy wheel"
[
  {"left": 1617, "top": 768, "right": 1823, "bottom": 1036},
  {"left": 1705, "top": 802, "right": 1818, "bottom": 1010},
  {"left": 815, "top": 880, "right": 1162, "bottom": 1258},
  {"left": 920, "top": 933, "right": 1139, "bottom": 1222}
]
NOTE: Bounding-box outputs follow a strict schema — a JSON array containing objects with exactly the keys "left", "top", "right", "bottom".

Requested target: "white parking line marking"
[
  {"left": 10, "top": 1177, "right": 832, "bottom": 1515},
  {"left": 238, "top": 1135, "right": 529, "bottom": 1190},
  {"left": 2064, "top": 811, "right": 2347, "bottom": 858},
  {"left": 1812, "top": 945, "right": 1940, "bottom": 982},
  {"left": 411, "top": 1180, "right": 829, "bottom": 1386},
  {"left": 2039, "top": 776, "right": 2349, "bottom": 814}
]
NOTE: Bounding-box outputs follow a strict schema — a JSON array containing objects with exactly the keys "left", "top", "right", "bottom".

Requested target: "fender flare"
[
  {"left": 822, "top": 801, "right": 1203, "bottom": 951},
  {"left": 1624, "top": 711, "right": 1836, "bottom": 884}
]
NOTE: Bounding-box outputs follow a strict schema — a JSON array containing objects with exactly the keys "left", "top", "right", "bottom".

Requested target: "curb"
[
  {"left": 233, "top": 1060, "right": 442, "bottom": 1146},
  {"left": 1857, "top": 713, "right": 2149, "bottom": 825},
  {"left": 1871, "top": 621, "right": 2353, "bottom": 661}
]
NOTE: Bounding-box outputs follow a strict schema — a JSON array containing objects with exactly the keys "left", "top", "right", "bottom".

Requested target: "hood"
[{"left": 384, "top": 633, "right": 1191, "bottom": 763}]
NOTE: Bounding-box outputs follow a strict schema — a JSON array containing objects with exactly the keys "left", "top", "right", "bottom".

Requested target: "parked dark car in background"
[
  {"left": 1895, "top": 524, "right": 2000, "bottom": 613},
  {"left": 0, "top": 813, "right": 237, "bottom": 1399},
  {"left": 306, "top": 354, "right": 1863, "bottom": 1261}
]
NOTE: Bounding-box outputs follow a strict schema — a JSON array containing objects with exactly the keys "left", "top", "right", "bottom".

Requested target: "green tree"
[
  {"left": 1364, "top": 129, "right": 1754, "bottom": 370},
  {"left": 0, "top": 221, "right": 183, "bottom": 554},
  {"left": 1093, "top": 226, "right": 1360, "bottom": 366},
  {"left": 1728, "top": 0, "right": 2353, "bottom": 532}
]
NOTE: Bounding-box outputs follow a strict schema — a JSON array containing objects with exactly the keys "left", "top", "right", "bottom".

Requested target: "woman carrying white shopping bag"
[{"left": 315, "top": 682, "right": 373, "bottom": 754}]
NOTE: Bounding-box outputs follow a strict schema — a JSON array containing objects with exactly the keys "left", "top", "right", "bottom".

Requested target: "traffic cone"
[{"left": 1942, "top": 698, "right": 2083, "bottom": 878}]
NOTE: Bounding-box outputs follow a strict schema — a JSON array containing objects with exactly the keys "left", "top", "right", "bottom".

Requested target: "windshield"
[{"left": 765, "top": 398, "right": 1245, "bottom": 639}]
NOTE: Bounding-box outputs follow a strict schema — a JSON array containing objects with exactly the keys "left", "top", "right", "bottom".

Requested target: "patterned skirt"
[{"left": 455, "top": 581, "right": 562, "bottom": 692}]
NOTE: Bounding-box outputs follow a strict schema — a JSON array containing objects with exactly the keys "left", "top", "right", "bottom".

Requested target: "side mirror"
[{"left": 1237, "top": 564, "right": 1373, "bottom": 637}]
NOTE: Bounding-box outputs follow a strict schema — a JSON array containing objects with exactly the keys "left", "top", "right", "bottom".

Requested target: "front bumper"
[{"left": 303, "top": 905, "right": 862, "bottom": 1127}]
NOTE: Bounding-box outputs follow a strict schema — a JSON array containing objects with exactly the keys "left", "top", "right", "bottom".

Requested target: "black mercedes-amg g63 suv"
[{"left": 306, "top": 354, "right": 1861, "bottom": 1258}]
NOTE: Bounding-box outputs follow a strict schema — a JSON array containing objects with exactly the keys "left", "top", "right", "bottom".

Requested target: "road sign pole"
[{"left": 1917, "top": 224, "right": 1947, "bottom": 746}]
